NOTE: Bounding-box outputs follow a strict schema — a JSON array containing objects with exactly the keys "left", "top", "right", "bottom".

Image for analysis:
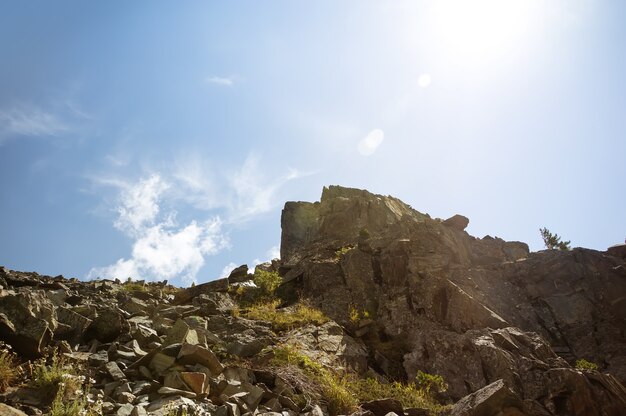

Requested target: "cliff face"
[{"left": 281, "top": 185, "right": 626, "bottom": 414}]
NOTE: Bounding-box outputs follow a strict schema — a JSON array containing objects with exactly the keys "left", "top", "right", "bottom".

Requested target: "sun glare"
[{"left": 432, "top": 0, "right": 539, "bottom": 66}]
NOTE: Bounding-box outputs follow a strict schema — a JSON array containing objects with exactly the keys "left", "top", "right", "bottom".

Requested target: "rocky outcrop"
[
  {"left": 0, "top": 266, "right": 373, "bottom": 416},
  {"left": 280, "top": 185, "right": 626, "bottom": 415},
  {"left": 1, "top": 185, "right": 624, "bottom": 416}
]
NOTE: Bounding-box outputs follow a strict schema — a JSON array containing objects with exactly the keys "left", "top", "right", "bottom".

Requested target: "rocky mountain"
[
  {"left": 0, "top": 185, "right": 625, "bottom": 416},
  {"left": 280, "top": 185, "right": 626, "bottom": 414}
]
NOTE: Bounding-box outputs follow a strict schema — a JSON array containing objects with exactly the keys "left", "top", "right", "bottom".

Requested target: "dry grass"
[
  {"left": 245, "top": 300, "right": 329, "bottom": 332},
  {"left": 270, "top": 344, "right": 448, "bottom": 415},
  {"left": 271, "top": 345, "right": 357, "bottom": 415},
  {"left": 0, "top": 349, "right": 17, "bottom": 392}
]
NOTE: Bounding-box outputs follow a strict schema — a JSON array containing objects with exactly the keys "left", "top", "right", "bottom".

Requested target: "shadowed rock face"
[{"left": 280, "top": 185, "right": 626, "bottom": 415}]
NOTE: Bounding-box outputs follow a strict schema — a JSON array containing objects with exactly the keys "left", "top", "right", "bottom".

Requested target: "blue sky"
[{"left": 1, "top": 1, "right": 624, "bottom": 286}]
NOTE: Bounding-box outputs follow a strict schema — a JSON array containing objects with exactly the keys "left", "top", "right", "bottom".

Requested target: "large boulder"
[{"left": 0, "top": 291, "right": 57, "bottom": 356}]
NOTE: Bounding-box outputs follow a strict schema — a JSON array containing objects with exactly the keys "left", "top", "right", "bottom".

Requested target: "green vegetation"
[
  {"left": 540, "top": 227, "right": 571, "bottom": 251},
  {"left": 253, "top": 269, "right": 282, "bottom": 297},
  {"left": 335, "top": 245, "right": 354, "bottom": 258},
  {"left": 121, "top": 278, "right": 147, "bottom": 292},
  {"left": 271, "top": 345, "right": 357, "bottom": 415},
  {"left": 348, "top": 304, "right": 373, "bottom": 324},
  {"left": 0, "top": 349, "right": 17, "bottom": 392},
  {"left": 49, "top": 383, "right": 91, "bottom": 416},
  {"left": 32, "top": 353, "right": 71, "bottom": 393},
  {"left": 349, "top": 304, "right": 360, "bottom": 323},
  {"left": 416, "top": 370, "right": 448, "bottom": 396},
  {"left": 575, "top": 358, "right": 599, "bottom": 371},
  {"left": 270, "top": 345, "right": 447, "bottom": 415},
  {"left": 32, "top": 352, "right": 99, "bottom": 414},
  {"left": 230, "top": 269, "right": 283, "bottom": 306},
  {"left": 245, "top": 300, "right": 329, "bottom": 332}
]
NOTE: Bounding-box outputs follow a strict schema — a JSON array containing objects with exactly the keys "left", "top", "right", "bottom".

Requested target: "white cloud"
[
  {"left": 0, "top": 105, "right": 69, "bottom": 143},
  {"left": 228, "top": 154, "right": 305, "bottom": 223},
  {"left": 205, "top": 76, "right": 235, "bottom": 86},
  {"left": 88, "top": 175, "right": 229, "bottom": 285},
  {"left": 89, "top": 219, "right": 227, "bottom": 285},
  {"left": 357, "top": 129, "right": 385, "bottom": 156},
  {"left": 114, "top": 175, "right": 169, "bottom": 236},
  {"left": 88, "top": 153, "right": 304, "bottom": 285},
  {"left": 418, "top": 73, "right": 432, "bottom": 88}
]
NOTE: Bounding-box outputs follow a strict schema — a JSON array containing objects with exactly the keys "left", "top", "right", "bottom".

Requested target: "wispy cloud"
[
  {"left": 88, "top": 174, "right": 229, "bottom": 285},
  {"left": 113, "top": 175, "right": 169, "bottom": 236},
  {"left": 88, "top": 153, "right": 306, "bottom": 285},
  {"left": 228, "top": 154, "right": 307, "bottom": 223},
  {"left": 0, "top": 105, "right": 69, "bottom": 143},
  {"left": 357, "top": 129, "right": 385, "bottom": 156},
  {"left": 205, "top": 75, "right": 235, "bottom": 86},
  {"left": 0, "top": 96, "right": 91, "bottom": 145}
]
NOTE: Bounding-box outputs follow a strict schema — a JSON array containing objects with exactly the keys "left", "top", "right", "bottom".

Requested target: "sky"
[{"left": 1, "top": 1, "right": 624, "bottom": 286}]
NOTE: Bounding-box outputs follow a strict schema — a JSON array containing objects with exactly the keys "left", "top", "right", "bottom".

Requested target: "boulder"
[
  {"left": 443, "top": 214, "right": 470, "bottom": 231},
  {"left": 361, "top": 398, "right": 403, "bottom": 416},
  {"left": 0, "top": 291, "right": 56, "bottom": 356},
  {"left": 173, "top": 278, "right": 230, "bottom": 305},
  {"left": 449, "top": 379, "right": 524, "bottom": 416},
  {"left": 607, "top": 244, "right": 626, "bottom": 259},
  {"left": 85, "top": 308, "right": 128, "bottom": 343}
]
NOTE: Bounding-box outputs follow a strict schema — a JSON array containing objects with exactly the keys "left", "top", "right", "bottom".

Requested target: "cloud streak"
[
  {"left": 0, "top": 105, "right": 69, "bottom": 143},
  {"left": 205, "top": 75, "right": 235, "bottom": 86}
]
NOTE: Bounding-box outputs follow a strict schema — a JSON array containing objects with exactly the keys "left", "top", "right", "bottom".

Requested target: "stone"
[
  {"left": 607, "top": 243, "right": 626, "bottom": 259},
  {"left": 192, "top": 292, "right": 237, "bottom": 316},
  {"left": 131, "top": 380, "right": 154, "bottom": 395},
  {"left": 127, "top": 339, "right": 148, "bottom": 356},
  {"left": 86, "top": 308, "right": 127, "bottom": 343},
  {"left": 149, "top": 352, "right": 176, "bottom": 374},
  {"left": 0, "top": 292, "right": 55, "bottom": 357},
  {"left": 449, "top": 379, "right": 524, "bottom": 416},
  {"left": 0, "top": 404, "right": 29, "bottom": 416},
  {"left": 173, "top": 278, "right": 230, "bottom": 305},
  {"left": 122, "top": 298, "right": 149, "bottom": 316},
  {"left": 56, "top": 306, "right": 92, "bottom": 340},
  {"left": 88, "top": 350, "right": 109, "bottom": 367},
  {"left": 131, "top": 406, "right": 148, "bottom": 416},
  {"left": 157, "top": 386, "right": 197, "bottom": 399},
  {"left": 102, "top": 402, "right": 116, "bottom": 413},
  {"left": 228, "top": 265, "right": 250, "bottom": 283},
  {"left": 164, "top": 371, "right": 188, "bottom": 390},
  {"left": 117, "top": 403, "right": 135, "bottom": 416},
  {"left": 442, "top": 214, "right": 470, "bottom": 231},
  {"left": 117, "top": 392, "right": 136, "bottom": 404},
  {"left": 361, "top": 398, "right": 403, "bottom": 416},
  {"left": 106, "top": 361, "right": 126, "bottom": 381},
  {"left": 177, "top": 343, "right": 223, "bottom": 375},
  {"left": 163, "top": 319, "right": 192, "bottom": 346},
  {"left": 181, "top": 371, "right": 208, "bottom": 395}
]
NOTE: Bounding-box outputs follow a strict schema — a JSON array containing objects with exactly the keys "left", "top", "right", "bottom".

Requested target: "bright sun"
[{"left": 431, "top": 0, "right": 540, "bottom": 66}]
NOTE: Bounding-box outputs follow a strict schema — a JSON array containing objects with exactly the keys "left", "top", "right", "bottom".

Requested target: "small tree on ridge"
[{"left": 540, "top": 227, "right": 571, "bottom": 251}]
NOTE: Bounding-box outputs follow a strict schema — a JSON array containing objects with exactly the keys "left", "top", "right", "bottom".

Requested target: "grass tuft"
[
  {"left": 270, "top": 344, "right": 448, "bottom": 415},
  {"left": 245, "top": 300, "right": 329, "bottom": 332},
  {"left": 575, "top": 358, "right": 599, "bottom": 371},
  {"left": 0, "top": 349, "right": 17, "bottom": 392}
]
